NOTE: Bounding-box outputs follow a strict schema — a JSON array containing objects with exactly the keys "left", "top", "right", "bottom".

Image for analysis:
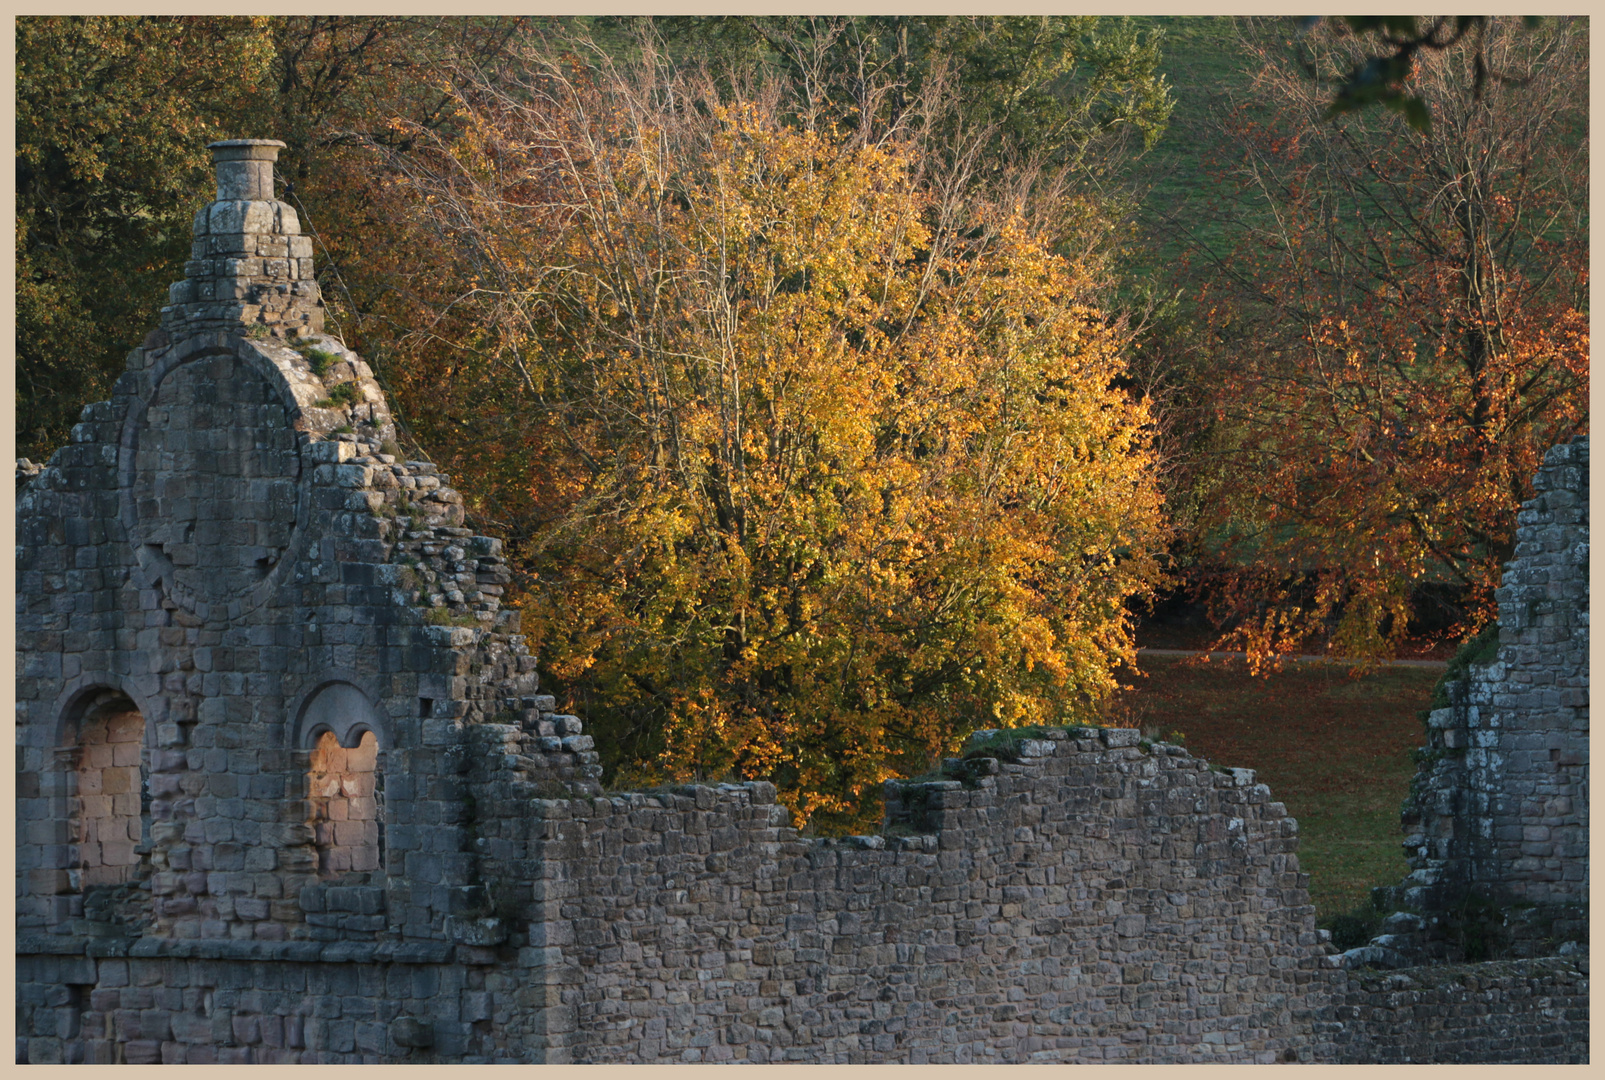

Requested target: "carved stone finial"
[{"left": 208, "top": 138, "right": 286, "bottom": 201}]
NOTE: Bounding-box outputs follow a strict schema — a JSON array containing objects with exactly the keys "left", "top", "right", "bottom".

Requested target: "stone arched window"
[
  {"left": 44, "top": 688, "right": 155, "bottom": 930},
  {"left": 309, "top": 731, "right": 383, "bottom": 876},
  {"left": 296, "top": 682, "right": 388, "bottom": 878}
]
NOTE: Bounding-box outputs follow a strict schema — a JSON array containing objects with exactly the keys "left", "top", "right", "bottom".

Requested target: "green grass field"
[
  {"left": 1105, "top": 653, "right": 1441, "bottom": 924},
  {"left": 1125, "top": 16, "right": 1268, "bottom": 275}
]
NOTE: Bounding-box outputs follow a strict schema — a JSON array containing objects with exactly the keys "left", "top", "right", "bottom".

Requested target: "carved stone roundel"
[{"left": 126, "top": 351, "right": 304, "bottom": 618}]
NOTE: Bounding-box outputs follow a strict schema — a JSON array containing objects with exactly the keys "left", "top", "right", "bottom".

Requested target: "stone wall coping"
[
  {"left": 208, "top": 139, "right": 287, "bottom": 154},
  {"left": 17, "top": 935, "right": 455, "bottom": 965},
  {"left": 1339, "top": 954, "right": 1588, "bottom": 992},
  {"left": 17, "top": 935, "right": 1583, "bottom": 996}
]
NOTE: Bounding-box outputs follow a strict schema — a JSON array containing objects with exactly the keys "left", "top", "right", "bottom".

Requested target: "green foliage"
[
  {"left": 1421, "top": 622, "right": 1502, "bottom": 720},
  {"left": 1438, "top": 888, "right": 1510, "bottom": 962},
  {"left": 1319, "top": 904, "right": 1387, "bottom": 951},
  {"left": 647, "top": 16, "right": 1173, "bottom": 186},
  {"left": 16, "top": 15, "right": 533, "bottom": 462},
  {"left": 1409, "top": 745, "right": 1465, "bottom": 770},
  {"left": 959, "top": 725, "right": 1102, "bottom": 763},
  {"left": 1440, "top": 624, "right": 1502, "bottom": 692},
  {"left": 423, "top": 607, "right": 479, "bottom": 628},
  {"left": 16, "top": 16, "right": 277, "bottom": 460},
  {"left": 1313, "top": 16, "right": 1549, "bottom": 132},
  {"left": 302, "top": 346, "right": 338, "bottom": 377},
  {"left": 315, "top": 381, "right": 361, "bottom": 409},
  {"left": 915, "top": 15, "right": 1175, "bottom": 172}
]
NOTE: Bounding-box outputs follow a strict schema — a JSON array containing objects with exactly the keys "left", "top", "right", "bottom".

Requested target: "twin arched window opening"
[
  {"left": 297, "top": 680, "right": 390, "bottom": 880},
  {"left": 55, "top": 679, "right": 391, "bottom": 925}
]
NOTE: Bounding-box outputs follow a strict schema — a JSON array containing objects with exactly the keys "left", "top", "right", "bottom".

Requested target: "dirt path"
[{"left": 1136, "top": 647, "right": 1449, "bottom": 670}]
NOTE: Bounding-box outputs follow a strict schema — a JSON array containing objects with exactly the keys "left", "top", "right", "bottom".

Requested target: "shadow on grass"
[{"left": 1104, "top": 654, "right": 1440, "bottom": 919}]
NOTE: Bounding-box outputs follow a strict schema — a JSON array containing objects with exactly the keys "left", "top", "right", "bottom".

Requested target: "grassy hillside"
[
  {"left": 1125, "top": 16, "right": 1272, "bottom": 287},
  {"left": 1105, "top": 653, "right": 1438, "bottom": 925}
]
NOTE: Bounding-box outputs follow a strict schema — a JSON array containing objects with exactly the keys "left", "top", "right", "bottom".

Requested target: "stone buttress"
[{"left": 1356, "top": 436, "right": 1589, "bottom": 966}]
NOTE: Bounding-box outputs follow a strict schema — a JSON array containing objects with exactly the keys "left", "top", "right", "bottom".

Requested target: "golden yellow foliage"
[{"left": 367, "top": 54, "right": 1167, "bottom": 831}]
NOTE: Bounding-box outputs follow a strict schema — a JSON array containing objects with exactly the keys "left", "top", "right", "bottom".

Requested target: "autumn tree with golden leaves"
[{"left": 363, "top": 50, "right": 1168, "bottom": 829}]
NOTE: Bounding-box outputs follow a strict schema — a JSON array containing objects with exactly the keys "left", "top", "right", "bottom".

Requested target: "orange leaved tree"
[
  {"left": 1183, "top": 17, "right": 1587, "bottom": 666},
  {"left": 363, "top": 48, "right": 1168, "bottom": 829}
]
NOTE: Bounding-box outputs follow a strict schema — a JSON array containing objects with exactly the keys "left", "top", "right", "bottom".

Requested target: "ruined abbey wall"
[
  {"left": 522, "top": 733, "right": 1325, "bottom": 1064},
  {"left": 1400, "top": 437, "right": 1589, "bottom": 910},
  {"left": 1326, "top": 957, "right": 1589, "bottom": 1064},
  {"left": 14, "top": 140, "right": 1587, "bottom": 1065}
]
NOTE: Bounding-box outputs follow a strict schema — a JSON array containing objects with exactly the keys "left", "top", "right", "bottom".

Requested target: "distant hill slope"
[{"left": 1126, "top": 15, "right": 1269, "bottom": 286}]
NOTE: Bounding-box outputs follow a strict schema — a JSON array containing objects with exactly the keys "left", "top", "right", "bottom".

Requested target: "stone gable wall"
[
  {"left": 13, "top": 140, "right": 1588, "bottom": 1064},
  {"left": 13, "top": 141, "right": 582, "bottom": 949}
]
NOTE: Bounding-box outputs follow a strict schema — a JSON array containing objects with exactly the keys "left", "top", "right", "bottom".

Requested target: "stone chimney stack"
[
  {"left": 159, "top": 138, "right": 326, "bottom": 340},
  {"left": 210, "top": 138, "right": 279, "bottom": 200}
]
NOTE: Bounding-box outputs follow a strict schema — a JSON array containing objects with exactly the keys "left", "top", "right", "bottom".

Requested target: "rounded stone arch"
[
  {"left": 115, "top": 335, "right": 322, "bottom": 621},
  {"left": 288, "top": 675, "right": 395, "bottom": 879},
  {"left": 30, "top": 674, "right": 160, "bottom": 916},
  {"left": 113, "top": 332, "right": 389, "bottom": 623},
  {"left": 288, "top": 674, "right": 396, "bottom": 752},
  {"left": 48, "top": 672, "right": 161, "bottom": 752}
]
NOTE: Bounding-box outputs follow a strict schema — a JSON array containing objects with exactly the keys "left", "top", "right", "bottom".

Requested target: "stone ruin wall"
[
  {"left": 513, "top": 733, "right": 1326, "bottom": 1064},
  {"left": 13, "top": 140, "right": 1587, "bottom": 1064},
  {"left": 1379, "top": 436, "right": 1589, "bottom": 959},
  {"left": 1325, "top": 957, "right": 1588, "bottom": 1064}
]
